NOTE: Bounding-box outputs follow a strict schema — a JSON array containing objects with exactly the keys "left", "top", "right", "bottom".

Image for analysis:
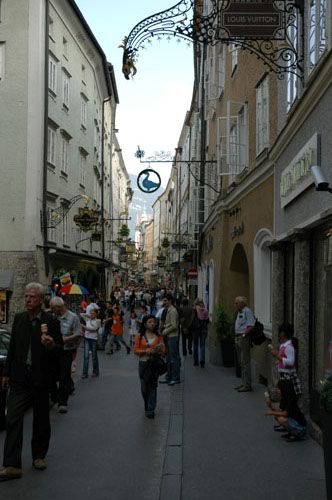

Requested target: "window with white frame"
[
  {"left": 217, "top": 101, "right": 248, "bottom": 182},
  {"left": 47, "top": 206, "right": 56, "bottom": 242},
  {"left": 79, "top": 151, "right": 86, "bottom": 186},
  {"left": 62, "top": 215, "right": 68, "bottom": 246},
  {"left": 94, "top": 174, "right": 101, "bottom": 205},
  {"left": 287, "top": 10, "right": 299, "bottom": 110},
  {"left": 61, "top": 135, "right": 69, "bottom": 174},
  {"left": 0, "top": 43, "right": 4, "bottom": 81},
  {"left": 47, "top": 126, "right": 56, "bottom": 165},
  {"left": 256, "top": 76, "right": 269, "bottom": 155},
  {"left": 49, "top": 17, "right": 54, "bottom": 39},
  {"left": 308, "top": 0, "right": 327, "bottom": 73},
  {"left": 62, "top": 71, "right": 70, "bottom": 109},
  {"left": 81, "top": 95, "right": 88, "bottom": 128},
  {"left": 63, "top": 37, "right": 68, "bottom": 59},
  {"left": 48, "top": 56, "right": 57, "bottom": 94},
  {"left": 229, "top": 43, "right": 238, "bottom": 74}
]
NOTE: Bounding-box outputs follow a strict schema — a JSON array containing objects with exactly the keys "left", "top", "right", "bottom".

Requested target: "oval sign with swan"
[{"left": 137, "top": 169, "right": 161, "bottom": 194}]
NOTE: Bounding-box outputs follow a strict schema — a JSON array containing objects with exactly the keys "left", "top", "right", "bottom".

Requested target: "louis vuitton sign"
[{"left": 221, "top": 0, "right": 283, "bottom": 39}]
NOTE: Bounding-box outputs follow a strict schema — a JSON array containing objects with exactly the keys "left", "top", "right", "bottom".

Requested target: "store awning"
[{"left": 0, "top": 270, "right": 14, "bottom": 291}]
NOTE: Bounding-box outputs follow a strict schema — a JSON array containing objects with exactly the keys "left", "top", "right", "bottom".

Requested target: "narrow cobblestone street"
[{"left": 0, "top": 346, "right": 326, "bottom": 500}]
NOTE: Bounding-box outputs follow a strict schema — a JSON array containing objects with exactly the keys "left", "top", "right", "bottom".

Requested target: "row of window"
[
  {"left": 47, "top": 126, "right": 101, "bottom": 201},
  {"left": 49, "top": 56, "right": 88, "bottom": 125}
]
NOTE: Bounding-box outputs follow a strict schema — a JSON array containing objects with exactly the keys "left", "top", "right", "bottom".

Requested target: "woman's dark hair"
[
  {"left": 278, "top": 322, "right": 299, "bottom": 368},
  {"left": 138, "top": 314, "right": 158, "bottom": 336},
  {"left": 278, "top": 323, "right": 294, "bottom": 339},
  {"left": 277, "top": 379, "right": 296, "bottom": 400}
]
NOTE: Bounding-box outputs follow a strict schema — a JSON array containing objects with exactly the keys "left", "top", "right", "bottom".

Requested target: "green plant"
[
  {"left": 119, "top": 225, "right": 130, "bottom": 238},
  {"left": 213, "top": 305, "right": 235, "bottom": 342},
  {"left": 321, "top": 377, "right": 332, "bottom": 413}
]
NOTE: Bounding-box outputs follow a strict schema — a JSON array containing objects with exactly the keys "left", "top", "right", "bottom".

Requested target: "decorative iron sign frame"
[{"left": 121, "top": 0, "right": 304, "bottom": 80}]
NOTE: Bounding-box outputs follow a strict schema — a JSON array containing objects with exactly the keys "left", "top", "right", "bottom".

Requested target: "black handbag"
[{"left": 249, "top": 318, "right": 266, "bottom": 347}]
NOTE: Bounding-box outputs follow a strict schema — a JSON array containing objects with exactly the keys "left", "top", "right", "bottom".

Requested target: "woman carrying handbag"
[{"left": 134, "top": 315, "right": 166, "bottom": 419}]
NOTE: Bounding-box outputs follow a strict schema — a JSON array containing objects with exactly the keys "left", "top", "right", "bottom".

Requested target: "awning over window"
[{"left": 0, "top": 270, "right": 14, "bottom": 291}]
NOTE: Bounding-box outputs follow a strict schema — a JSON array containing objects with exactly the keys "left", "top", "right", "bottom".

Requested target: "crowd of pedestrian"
[{"left": 0, "top": 282, "right": 308, "bottom": 482}]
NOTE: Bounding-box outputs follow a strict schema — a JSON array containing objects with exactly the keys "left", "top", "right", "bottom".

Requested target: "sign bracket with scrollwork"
[{"left": 121, "top": 0, "right": 304, "bottom": 81}]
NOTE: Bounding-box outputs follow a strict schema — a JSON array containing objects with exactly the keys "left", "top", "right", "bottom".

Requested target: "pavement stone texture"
[{"left": 0, "top": 343, "right": 327, "bottom": 500}]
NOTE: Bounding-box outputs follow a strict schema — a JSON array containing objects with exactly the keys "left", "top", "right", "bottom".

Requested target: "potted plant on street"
[
  {"left": 214, "top": 305, "right": 235, "bottom": 367},
  {"left": 321, "top": 376, "right": 332, "bottom": 499}
]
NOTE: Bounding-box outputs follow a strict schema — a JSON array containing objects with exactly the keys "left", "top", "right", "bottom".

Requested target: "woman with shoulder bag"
[
  {"left": 191, "top": 299, "right": 209, "bottom": 368},
  {"left": 134, "top": 315, "right": 166, "bottom": 419}
]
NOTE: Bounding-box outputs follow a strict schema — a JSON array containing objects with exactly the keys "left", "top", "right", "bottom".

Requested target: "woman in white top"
[
  {"left": 270, "top": 323, "right": 301, "bottom": 396},
  {"left": 81, "top": 308, "right": 101, "bottom": 378}
]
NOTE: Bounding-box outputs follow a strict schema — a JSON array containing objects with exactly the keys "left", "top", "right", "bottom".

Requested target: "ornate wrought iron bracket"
[
  {"left": 121, "top": 0, "right": 304, "bottom": 81},
  {"left": 46, "top": 194, "right": 90, "bottom": 228},
  {"left": 135, "top": 146, "right": 217, "bottom": 163}
]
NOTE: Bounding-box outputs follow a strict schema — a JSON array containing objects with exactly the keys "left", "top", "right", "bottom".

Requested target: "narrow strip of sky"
[{"left": 75, "top": 0, "right": 194, "bottom": 187}]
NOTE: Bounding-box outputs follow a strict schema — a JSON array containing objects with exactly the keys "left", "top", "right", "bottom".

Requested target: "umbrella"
[{"left": 59, "top": 284, "right": 89, "bottom": 295}]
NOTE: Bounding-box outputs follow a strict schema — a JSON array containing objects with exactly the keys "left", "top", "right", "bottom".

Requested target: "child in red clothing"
[{"left": 107, "top": 306, "right": 130, "bottom": 354}]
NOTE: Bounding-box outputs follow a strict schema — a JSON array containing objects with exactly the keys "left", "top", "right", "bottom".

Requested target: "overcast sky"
[{"left": 75, "top": 0, "right": 194, "bottom": 187}]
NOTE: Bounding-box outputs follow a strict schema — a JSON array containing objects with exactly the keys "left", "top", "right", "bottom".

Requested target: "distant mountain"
[{"left": 128, "top": 174, "right": 164, "bottom": 238}]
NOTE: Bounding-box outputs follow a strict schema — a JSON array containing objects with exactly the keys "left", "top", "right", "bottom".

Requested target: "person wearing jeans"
[
  {"left": 234, "top": 296, "right": 255, "bottom": 392},
  {"left": 50, "top": 297, "right": 82, "bottom": 413},
  {"left": 191, "top": 299, "right": 209, "bottom": 368},
  {"left": 81, "top": 309, "right": 100, "bottom": 378},
  {"left": 161, "top": 294, "right": 180, "bottom": 385}
]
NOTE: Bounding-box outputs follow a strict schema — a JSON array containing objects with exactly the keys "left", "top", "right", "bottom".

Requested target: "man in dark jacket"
[{"left": 0, "top": 283, "right": 63, "bottom": 481}]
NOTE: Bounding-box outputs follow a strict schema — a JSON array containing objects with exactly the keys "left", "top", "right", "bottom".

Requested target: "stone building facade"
[
  {"left": 271, "top": 0, "right": 332, "bottom": 432},
  {"left": 0, "top": 0, "right": 130, "bottom": 326}
]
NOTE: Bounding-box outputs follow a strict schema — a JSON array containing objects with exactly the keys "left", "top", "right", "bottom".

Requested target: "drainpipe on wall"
[{"left": 42, "top": 0, "right": 50, "bottom": 277}]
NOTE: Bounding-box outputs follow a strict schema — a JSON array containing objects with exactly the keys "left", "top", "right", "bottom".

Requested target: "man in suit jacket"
[{"left": 0, "top": 283, "right": 63, "bottom": 481}]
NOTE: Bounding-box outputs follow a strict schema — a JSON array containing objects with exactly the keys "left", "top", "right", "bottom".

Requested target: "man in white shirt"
[{"left": 234, "top": 296, "right": 255, "bottom": 392}]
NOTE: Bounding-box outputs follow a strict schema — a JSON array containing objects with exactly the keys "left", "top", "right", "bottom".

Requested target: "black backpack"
[{"left": 249, "top": 318, "right": 266, "bottom": 347}]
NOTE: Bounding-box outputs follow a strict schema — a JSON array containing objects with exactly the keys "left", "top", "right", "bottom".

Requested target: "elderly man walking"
[
  {"left": 50, "top": 297, "right": 81, "bottom": 413},
  {"left": 0, "top": 283, "right": 63, "bottom": 481},
  {"left": 234, "top": 296, "right": 255, "bottom": 392}
]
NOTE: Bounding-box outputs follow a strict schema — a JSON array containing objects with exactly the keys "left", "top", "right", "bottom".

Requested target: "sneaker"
[
  {"left": 159, "top": 378, "right": 170, "bottom": 384},
  {"left": 168, "top": 380, "right": 181, "bottom": 386},
  {"left": 32, "top": 459, "right": 47, "bottom": 471},
  {"left": 81, "top": 374, "right": 88, "bottom": 379},
  {"left": 200, "top": 361, "right": 205, "bottom": 368},
  {"left": 273, "top": 425, "right": 286, "bottom": 432},
  {"left": 58, "top": 405, "right": 68, "bottom": 414},
  {"left": 285, "top": 435, "right": 306, "bottom": 443},
  {"left": 234, "top": 384, "right": 244, "bottom": 390},
  {"left": 0, "top": 467, "right": 22, "bottom": 481},
  {"left": 91, "top": 373, "right": 99, "bottom": 378},
  {"left": 106, "top": 350, "right": 114, "bottom": 355},
  {"left": 146, "top": 412, "right": 155, "bottom": 419},
  {"left": 237, "top": 385, "right": 253, "bottom": 392}
]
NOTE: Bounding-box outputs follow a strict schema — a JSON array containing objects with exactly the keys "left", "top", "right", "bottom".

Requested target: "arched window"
[{"left": 253, "top": 229, "right": 273, "bottom": 335}]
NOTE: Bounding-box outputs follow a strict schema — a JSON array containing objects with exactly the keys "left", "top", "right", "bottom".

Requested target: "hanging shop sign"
[
  {"left": 73, "top": 207, "right": 99, "bottom": 232},
  {"left": 59, "top": 273, "right": 72, "bottom": 287},
  {"left": 280, "top": 133, "right": 318, "bottom": 208},
  {"left": 231, "top": 221, "right": 245, "bottom": 239},
  {"left": 91, "top": 232, "right": 102, "bottom": 242},
  {"left": 172, "top": 242, "right": 188, "bottom": 250},
  {"left": 221, "top": 0, "right": 283, "bottom": 39},
  {"left": 137, "top": 169, "right": 161, "bottom": 194}
]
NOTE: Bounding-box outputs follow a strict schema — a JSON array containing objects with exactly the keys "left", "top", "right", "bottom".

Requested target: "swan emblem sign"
[{"left": 137, "top": 169, "right": 161, "bottom": 194}]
